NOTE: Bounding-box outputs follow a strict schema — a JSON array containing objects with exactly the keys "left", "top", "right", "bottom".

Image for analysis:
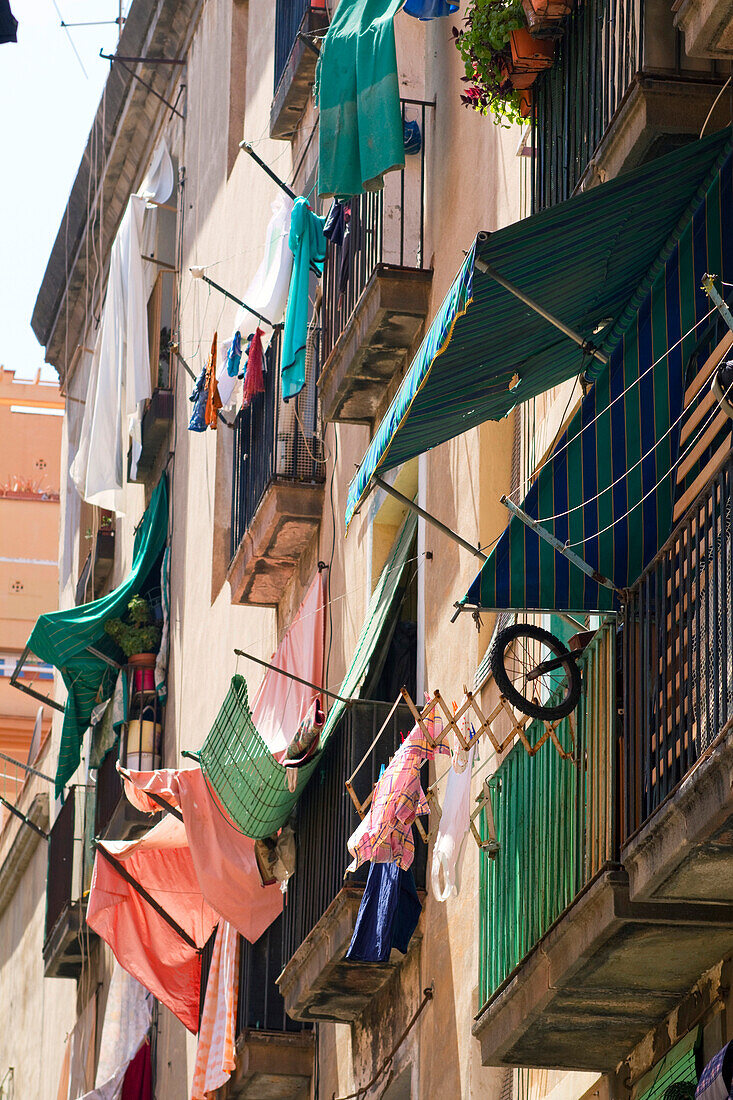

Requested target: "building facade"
[{"left": 2, "top": 0, "right": 731, "bottom": 1097}]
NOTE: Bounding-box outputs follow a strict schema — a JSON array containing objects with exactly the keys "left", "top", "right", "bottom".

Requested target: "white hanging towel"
[
  {"left": 233, "top": 194, "right": 294, "bottom": 342},
  {"left": 79, "top": 962, "right": 152, "bottom": 1100},
  {"left": 71, "top": 142, "right": 174, "bottom": 511},
  {"left": 431, "top": 746, "right": 475, "bottom": 902}
]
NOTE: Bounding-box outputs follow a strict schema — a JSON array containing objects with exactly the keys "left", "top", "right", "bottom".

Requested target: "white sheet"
[{"left": 79, "top": 962, "right": 152, "bottom": 1100}]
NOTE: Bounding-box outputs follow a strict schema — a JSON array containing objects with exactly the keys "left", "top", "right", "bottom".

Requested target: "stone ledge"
[
  {"left": 319, "top": 266, "right": 433, "bottom": 425},
  {"left": 674, "top": 0, "right": 733, "bottom": 58},
  {"left": 228, "top": 1029, "right": 314, "bottom": 1100}
]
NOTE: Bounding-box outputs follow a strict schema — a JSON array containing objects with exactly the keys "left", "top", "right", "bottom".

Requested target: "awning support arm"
[
  {"left": 9, "top": 647, "right": 65, "bottom": 713},
  {"left": 501, "top": 495, "right": 620, "bottom": 594},
  {"left": 95, "top": 845, "right": 199, "bottom": 950},
  {"left": 86, "top": 647, "right": 123, "bottom": 670},
  {"left": 0, "top": 750, "right": 54, "bottom": 784},
  {"left": 239, "top": 142, "right": 298, "bottom": 201},
  {"left": 372, "top": 476, "right": 488, "bottom": 561},
  {"left": 117, "top": 768, "right": 185, "bottom": 822},
  {"left": 702, "top": 274, "right": 733, "bottom": 334},
  {"left": 0, "top": 797, "right": 49, "bottom": 840},
  {"left": 189, "top": 269, "right": 275, "bottom": 328},
  {"left": 233, "top": 649, "right": 355, "bottom": 704},
  {"left": 473, "top": 249, "right": 608, "bottom": 367}
]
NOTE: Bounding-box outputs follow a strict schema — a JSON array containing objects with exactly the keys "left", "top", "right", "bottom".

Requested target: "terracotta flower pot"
[
  {"left": 519, "top": 87, "right": 533, "bottom": 119},
  {"left": 509, "top": 28, "right": 555, "bottom": 71},
  {"left": 521, "top": 0, "right": 574, "bottom": 37}
]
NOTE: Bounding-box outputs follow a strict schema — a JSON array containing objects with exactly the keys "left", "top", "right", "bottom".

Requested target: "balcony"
[
  {"left": 227, "top": 331, "right": 325, "bottom": 607},
  {"left": 531, "top": 0, "right": 726, "bottom": 212},
  {"left": 43, "top": 785, "right": 95, "bottom": 979},
  {"left": 474, "top": 457, "right": 733, "bottom": 1070},
  {"left": 674, "top": 0, "right": 733, "bottom": 62},
  {"left": 199, "top": 916, "right": 313, "bottom": 1100},
  {"left": 270, "top": 0, "right": 329, "bottom": 140},
  {"left": 277, "top": 701, "right": 426, "bottom": 1023},
  {"left": 318, "top": 101, "right": 433, "bottom": 425},
  {"left": 128, "top": 388, "right": 174, "bottom": 484}
]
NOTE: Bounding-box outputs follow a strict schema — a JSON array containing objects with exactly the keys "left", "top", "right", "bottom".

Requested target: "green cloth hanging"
[
  {"left": 26, "top": 477, "right": 168, "bottom": 796},
  {"left": 281, "top": 197, "right": 327, "bottom": 401},
  {"left": 316, "top": 0, "right": 406, "bottom": 198}
]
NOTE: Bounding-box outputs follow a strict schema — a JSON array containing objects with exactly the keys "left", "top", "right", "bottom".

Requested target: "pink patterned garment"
[
  {"left": 347, "top": 722, "right": 450, "bottom": 871},
  {"left": 191, "top": 920, "right": 240, "bottom": 1100}
]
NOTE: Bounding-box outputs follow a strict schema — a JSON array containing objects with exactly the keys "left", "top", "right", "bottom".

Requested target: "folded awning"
[
  {"left": 23, "top": 477, "right": 168, "bottom": 795},
  {"left": 87, "top": 814, "right": 218, "bottom": 1033},
  {"left": 198, "top": 511, "right": 418, "bottom": 837},
  {"left": 464, "top": 144, "right": 733, "bottom": 613},
  {"left": 123, "top": 765, "right": 283, "bottom": 941},
  {"left": 345, "top": 128, "right": 733, "bottom": 530}
]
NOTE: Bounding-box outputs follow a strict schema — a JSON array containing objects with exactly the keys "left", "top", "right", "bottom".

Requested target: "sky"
[{"left": 0, "top": 3, "right": 127, "bottom": 382}]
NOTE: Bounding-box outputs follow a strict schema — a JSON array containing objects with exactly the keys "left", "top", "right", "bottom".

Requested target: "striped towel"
[{"left": 191, "top": 921, "right": 240, "bottom": 1100}]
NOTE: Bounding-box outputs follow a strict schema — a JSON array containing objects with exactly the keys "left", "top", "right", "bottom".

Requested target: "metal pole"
[
  {"left": 0, "top": 797, "right": 49, "bottom": 840},
  {"left": 95, "top": 846, "right": 199, "bottom": 950},
  {"left": 239, "top": 142, "right": 298, "bottom": 201},
  {"left": 473, "top": 241, "right": 609, "bottom": 366},
  {"left": 9, "top": 647, "right": 65, "bottom": 713},
  {"left": 233, "top": 649, "right": 354, "bottom": 703},
  {"left": 701, "top": 274, "right": 733, "bottom": 334},
  {"left": 501, "top": 495, "right": 620, "bottom": 593},
  {"left": 372, "top": 475, "right": 488, "bottom": 560}
]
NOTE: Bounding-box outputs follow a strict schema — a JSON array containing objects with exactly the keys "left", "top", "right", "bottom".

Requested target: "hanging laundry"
[
  {"left": 403, "top": 0, "right": 459, "bottom": 18},
  {"left": 241, "top": 328, "right": 265, "bottom": 407},
  {"left": 284, "top": 697, "right": 325, "bottom": 767},
  {"left": 323, "top": 200, "right": 354, "bottom": 296},
  {"left": 79, "top": 963, "right": 152, "bottom": 1100},
  {"left": 191, "top": 922, "right": 239, "bottom": 1100},
  {"left": 234, "top": 195, "right": 295, "bottom": 336},
  {"left": 154, "top": 547, "right": 170, "bottom": 704},
  {"left": 346, "top": 860, "right": 422, "bottom": 963},
  {"left": 347, "top": 722, "right": 450, "bottom": 872},
  {"left": 204, "top": 333, "right": 222, "bottom": 429},
  {"left": 215, "top": 337, "right": 239, "bottom": 409},
  {"left": 71, "top": 142, "right": 174, "bottom": 511},
  {"left": 0, "top": 0, "right": 17, "bottom": 43},
  {"left": 188, "top": 366, "right": 208, "bottom": 432},
  {"left": 403, "top": 119, "right": 422, "bottom": 155},
  {"left": 431, "top": 746, "right": 474, "bottom": 902},
  {"left": 226, "top": 332, "right": 242, "bottom": 377},
  {"left": 120, "top": 1042, "right": 152, "bottom": 1100},
  {"left": 323, "top": 200, "right": 346, "bottom": 246},
  {"left": 316, "top": 0, "right": 405, "bottom": 198},
  {"left": 254, "top": 824, "right": 296, "bottom": 889},
  {"left": 282, "top": 197, "right": 327, "bottom": 402}
]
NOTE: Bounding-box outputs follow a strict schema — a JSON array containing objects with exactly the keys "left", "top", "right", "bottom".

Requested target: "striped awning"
[
  {"left": 465, "top": 146, "right": 733, "bottom": 613},
  {"left": 345, "top": 128, "right": 733, "bottom": 530}
]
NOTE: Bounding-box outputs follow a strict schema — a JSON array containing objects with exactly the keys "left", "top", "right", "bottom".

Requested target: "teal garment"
[
  {"left": 316, "top": 0, "right": 406, "bottom": 198},
  {"left": 27, "top": 476, "right": 168, "bottom": 796},
  {"left": 281, "top": 197, "right": 327, "bottom": 401}
]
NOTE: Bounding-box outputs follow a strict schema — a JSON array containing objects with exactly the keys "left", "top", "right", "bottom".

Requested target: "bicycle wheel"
[{"left": 489, "top": 623, "right": 582, "bottom": 720}]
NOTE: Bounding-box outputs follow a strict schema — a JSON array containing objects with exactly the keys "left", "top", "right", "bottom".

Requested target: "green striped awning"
[
  {"left": 199, "top": 511, "right": 417, "bottom": 837},
  {"left": 346, "top": 128, "right": 733, "bottom": 530},
  {"left": 465, "top": 143, "right": 733, "bottom": 613},
  {"left": 27, "top": 477, "right": 168, "bottom": 795},
  {"left": 633, "top": 1030, "right": 699, "bottom": 1100}
]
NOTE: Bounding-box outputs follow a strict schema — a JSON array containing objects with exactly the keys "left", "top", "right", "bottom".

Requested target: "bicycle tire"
[{"left": 489, "top": 623, "right": 582, "bottom": 720}]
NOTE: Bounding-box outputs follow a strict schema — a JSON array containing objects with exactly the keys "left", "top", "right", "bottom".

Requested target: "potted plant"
[
  {"left": 521, "top": 0, "right": 574, "bottom": 38},
  {"left": 508, "top": 27, "right": 554, "bottom": 86},
  {"left": 453, "top": 0, "right": 525, "bottom": 125},
  {"left": 104, "top": 595, "right": 162, "bottom": 691}
]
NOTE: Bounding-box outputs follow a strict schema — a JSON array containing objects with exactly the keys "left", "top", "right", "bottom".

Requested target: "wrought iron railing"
[
  {"left": 478, "top": 622, "right": 618, "bottom": 1008},
  {"left": 230, "top": 329, "right": 324, "bottom": 562},
  {"left": 273, "top": 0, "right": 326, "bottom": 93},
  {"left": 45, "top": 785, "right": 88, "bottom": 944},
  {"left": 623, "top": 455, "right": 733, "bottom": 837},
  {"left": 282, "top": 701, "right": 427, "bottom": 964},
  {"left": 199, "top": 917, "right": 310, "bottom": 1034},
  {"left": 95, "top": 747, "right": 122, "bottom": 838},
  {"left": 321, "top": 99, "right": 432, "bottom": 363}
]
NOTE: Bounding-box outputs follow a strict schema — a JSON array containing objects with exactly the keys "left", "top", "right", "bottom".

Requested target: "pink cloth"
[
  {"left": 347, "top": 723, "right": 450, "bottom": 872},
  {"left": 251, "top": 572, "right": 326, "bottom": 756},
  {"left": 191, "top": 921, "right": 239, "bottom": 1100},
  {"left": 123, "top": 766, "right": 283, "bottom": 943},
  {"left": 87, "top": 816, "right": 218, "bottom": 1033}
]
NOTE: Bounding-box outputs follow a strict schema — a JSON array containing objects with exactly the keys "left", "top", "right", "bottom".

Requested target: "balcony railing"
[
  {"left": 623, "top": 454, "right": 733, "bottom": 838},
  {"left": 44, "top": 785, "right": 94, "bottom": 977},
  {"left": 478, "top": 621, "right": 618, "bottom": 1007},
  {"left": 229, "top": 329, "right": 324, "bottom": 563},
  {"left": 531, "top": 0, "right": 721, "bottom": 212},
  {"left": 274, "top": 0, "right": 326, "bottom": 93},
  {"left": 282, "top": 700, "right": 426, "bottom": 964},
  {"left": 321, "top": 99, "right": 431, "bottom": 366}
]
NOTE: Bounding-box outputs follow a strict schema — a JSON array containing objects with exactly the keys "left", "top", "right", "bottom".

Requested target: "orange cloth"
[
  {"left": 204, "top": 333, "right": 221, "bottom": 428},
  {"left": 87, "top": 816, "right": 218, "bottom": 1033},
  {"left": 251, "top": 570, "right": 326, "bottom": 757},
  {"left": 123, "top": 766, "right": 283, "bottom": 943},
  {"left": 191, "top": 921, "right": 239, "bottom": 1100}
]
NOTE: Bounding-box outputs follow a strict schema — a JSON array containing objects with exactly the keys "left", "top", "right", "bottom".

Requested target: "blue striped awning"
[
  {"left": 345, "top": 128, "right": 733, "bottom": 530},
  {"left": 464, "top": 146, "right": 733, "bottom": 613}
]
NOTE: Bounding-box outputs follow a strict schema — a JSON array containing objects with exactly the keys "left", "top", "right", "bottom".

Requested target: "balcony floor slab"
[
  {"left": 319, "top": 265, "right": 433, "bottom": 425},
  {"left": 228, "top": 1029, "right": 314, "bottom": 1100},
  {"left": 227, "top": 480, "right": 324, "bottom": 606},
  {"left": 674, "top": 0, "right": 733, "bottom": 58},
  {"left": 473, "top": 869, "right": 733, "bottom": 1071}
]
